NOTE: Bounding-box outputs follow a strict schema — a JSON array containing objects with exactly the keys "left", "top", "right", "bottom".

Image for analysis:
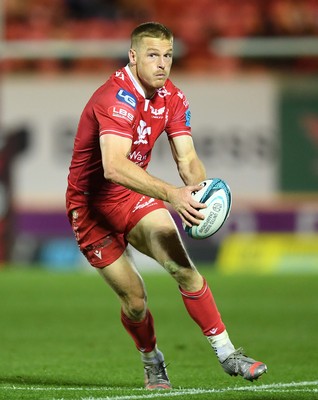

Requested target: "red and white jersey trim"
[{"left": 100, "top": 129, "right": 133, "bottom": 139}]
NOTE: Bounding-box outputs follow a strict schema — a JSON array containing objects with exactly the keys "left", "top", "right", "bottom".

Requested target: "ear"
[{"left": 129, "top": 49, "right": 137, "bottom": 65}]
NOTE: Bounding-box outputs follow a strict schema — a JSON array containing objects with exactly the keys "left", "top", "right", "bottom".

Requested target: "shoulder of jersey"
[
  {"left": 90, "top": 69, "right": 133, "bottom": 107},
  {"left": 90, "top": 72, "right": 123, "bottom": 100}
]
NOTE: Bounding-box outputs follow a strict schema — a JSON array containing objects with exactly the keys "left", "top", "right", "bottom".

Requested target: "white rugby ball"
[{"left": 183, "top": 178, "right": 232, "bottom": 239}]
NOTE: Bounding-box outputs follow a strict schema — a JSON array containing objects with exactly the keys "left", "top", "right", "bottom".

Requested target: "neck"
[{"left": 128, "top": 64, "right": 156, "bottom": 99}]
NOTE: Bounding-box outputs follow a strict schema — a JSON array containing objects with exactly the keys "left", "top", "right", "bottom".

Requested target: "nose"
[{"left": 158, "top": 56, "right": 166, "bottom": 69}]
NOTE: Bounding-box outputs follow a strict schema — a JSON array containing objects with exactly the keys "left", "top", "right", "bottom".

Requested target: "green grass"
[{"left": 0, "top": 266, "right": 317, "bottom": 400}]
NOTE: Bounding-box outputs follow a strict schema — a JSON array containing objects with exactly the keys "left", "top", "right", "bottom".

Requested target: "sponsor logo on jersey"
[
  {"left": 132, "top": 195, "right": 156, "bottom": 213},
  {"left": 128, "top": 150, "right": 147, "bottom": 166},
  {"left": 115, "top": 70, "right": 125, "bottom": 80},
  {"left": 150, "top": 105, "right": 165, "bottom": 118},
  {"left": 157, "top": 86, "right": 171, "bottom": 98},
  {"left": 178, "top": 90, "right": 189, "bottom": 108},
  {"left": 185, "top": 109, "right": 191, "bottom": 127},
  {"left": 109, "top": 106, "right": 134, "bottom": 123},
  {"left": 116, "top": 89, "right": 137, "bottom": 109},
  {"left": 134, "top": 120, "right": 151, "bottom": 145}
]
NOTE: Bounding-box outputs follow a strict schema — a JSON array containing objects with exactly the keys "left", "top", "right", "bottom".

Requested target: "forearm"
[
  {"left": 178, "top": 156, "right": 206, "bottom": 186},
  {"left": 104, "top": 157, "right": 175, "bottom": 201}
]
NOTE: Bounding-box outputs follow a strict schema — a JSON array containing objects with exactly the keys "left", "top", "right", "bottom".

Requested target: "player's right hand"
[{"left": 167, "top": 185, "right": 207, "bottom": 228}]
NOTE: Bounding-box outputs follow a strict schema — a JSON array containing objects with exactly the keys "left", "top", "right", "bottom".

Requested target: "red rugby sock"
[
  {"left": 179, "top": 278, "right": 225, "bottom": 336},
  {"left": 121, "top": 309, "right": 156, "bottom": 353}
]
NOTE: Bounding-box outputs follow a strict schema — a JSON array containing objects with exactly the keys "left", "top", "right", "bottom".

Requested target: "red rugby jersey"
[{"left": 67, "top": 65, "right": 192, "bottom": 204}]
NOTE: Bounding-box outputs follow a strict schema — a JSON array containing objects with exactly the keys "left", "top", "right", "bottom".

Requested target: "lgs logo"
[{"left": 116, "top": 89, "right": 137, "bottom": 109}]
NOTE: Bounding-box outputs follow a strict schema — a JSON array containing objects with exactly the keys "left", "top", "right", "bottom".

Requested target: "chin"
[{"left": 154, "top": 79, "right": 167, "bottom": 88}]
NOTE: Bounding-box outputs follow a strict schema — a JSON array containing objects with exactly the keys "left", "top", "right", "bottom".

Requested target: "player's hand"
[{"left": 167, "top": 185, "right": 206, "bottom": 227}]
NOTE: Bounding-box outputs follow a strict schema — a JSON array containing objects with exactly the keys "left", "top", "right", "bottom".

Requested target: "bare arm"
[
  {"left": 100, "top": 134, "right": 206, "bottom": 226},
  {"left": 169, "top": 135, "right": 206, "bottom": 185}
]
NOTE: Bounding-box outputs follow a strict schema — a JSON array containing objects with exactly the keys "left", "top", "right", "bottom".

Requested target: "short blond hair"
[{"left": 131, "top": 22, "right": 173, "bottom": 49}]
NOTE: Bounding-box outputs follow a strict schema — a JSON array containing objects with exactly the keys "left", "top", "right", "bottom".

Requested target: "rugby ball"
[{"left": 183, "top": 178, "right": 232, "bottom": 239}]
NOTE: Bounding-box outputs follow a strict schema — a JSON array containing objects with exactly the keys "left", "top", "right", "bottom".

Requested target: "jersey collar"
[{"left": 125, "top": 65, "right": 146, "bottom": 98}]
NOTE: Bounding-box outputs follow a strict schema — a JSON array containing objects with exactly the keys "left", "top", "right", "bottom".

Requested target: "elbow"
[{"left": 103, "top": 163, "right": 119, "bottom": 183}]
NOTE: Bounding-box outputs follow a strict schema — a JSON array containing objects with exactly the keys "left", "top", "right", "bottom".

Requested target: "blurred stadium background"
[{"left": 1, "top": 0, "right": 318, "bottom": 273}]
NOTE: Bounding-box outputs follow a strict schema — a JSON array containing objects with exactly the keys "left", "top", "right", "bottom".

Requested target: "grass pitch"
[{"left": 0, "top": 266, "right": 317, "bottom": 400}]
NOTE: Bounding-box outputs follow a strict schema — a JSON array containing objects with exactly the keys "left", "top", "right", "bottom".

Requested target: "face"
[{"left": 129, "top": 37, "right": 173, "bottom": 98}]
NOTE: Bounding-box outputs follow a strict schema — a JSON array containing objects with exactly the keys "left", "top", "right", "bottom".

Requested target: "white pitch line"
[
  {"left": 1, "top": 380, "right": 318, "bottom": 400},
  {"left": 79, "top": 381, "right": 318, "bottom": 400},
  {"left": 73, "top": 381, "right": 318, "bottom": 400}
]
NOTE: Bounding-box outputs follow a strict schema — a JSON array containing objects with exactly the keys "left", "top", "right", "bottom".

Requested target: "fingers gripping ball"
[{"left": 183, "top": 178, "right": 232, "bottom": 239}]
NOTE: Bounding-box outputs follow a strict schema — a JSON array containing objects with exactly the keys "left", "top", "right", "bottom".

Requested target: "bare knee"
[
  {"left": 121, "top": 294, "right": 147, "bottom": 321},
  {"left": 97, "top": 256, "right": 148, "bottom": 322}
]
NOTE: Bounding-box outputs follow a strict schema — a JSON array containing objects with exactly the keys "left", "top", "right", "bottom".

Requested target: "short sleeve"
[
  {"left": 93, "top": 98, "right": 136, "bottom": 140},
  {"left": 165, "top": 90, "right": 192, "bottom": 139}
]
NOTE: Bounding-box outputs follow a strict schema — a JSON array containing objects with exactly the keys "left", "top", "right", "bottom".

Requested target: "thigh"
[
  {"left": 127, "top": 208, "right": 194, "bottom": 271},
  {"left": 98, "top": 249, "right": 146, "bottom": 305},
  {"left": 127, "top": 209, "right": 203, "bottom": 290}
]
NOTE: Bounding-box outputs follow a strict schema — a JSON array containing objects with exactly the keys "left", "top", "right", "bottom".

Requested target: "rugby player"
[{"left": 66, "top": 22, "right": 267, "bottom": 389}]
